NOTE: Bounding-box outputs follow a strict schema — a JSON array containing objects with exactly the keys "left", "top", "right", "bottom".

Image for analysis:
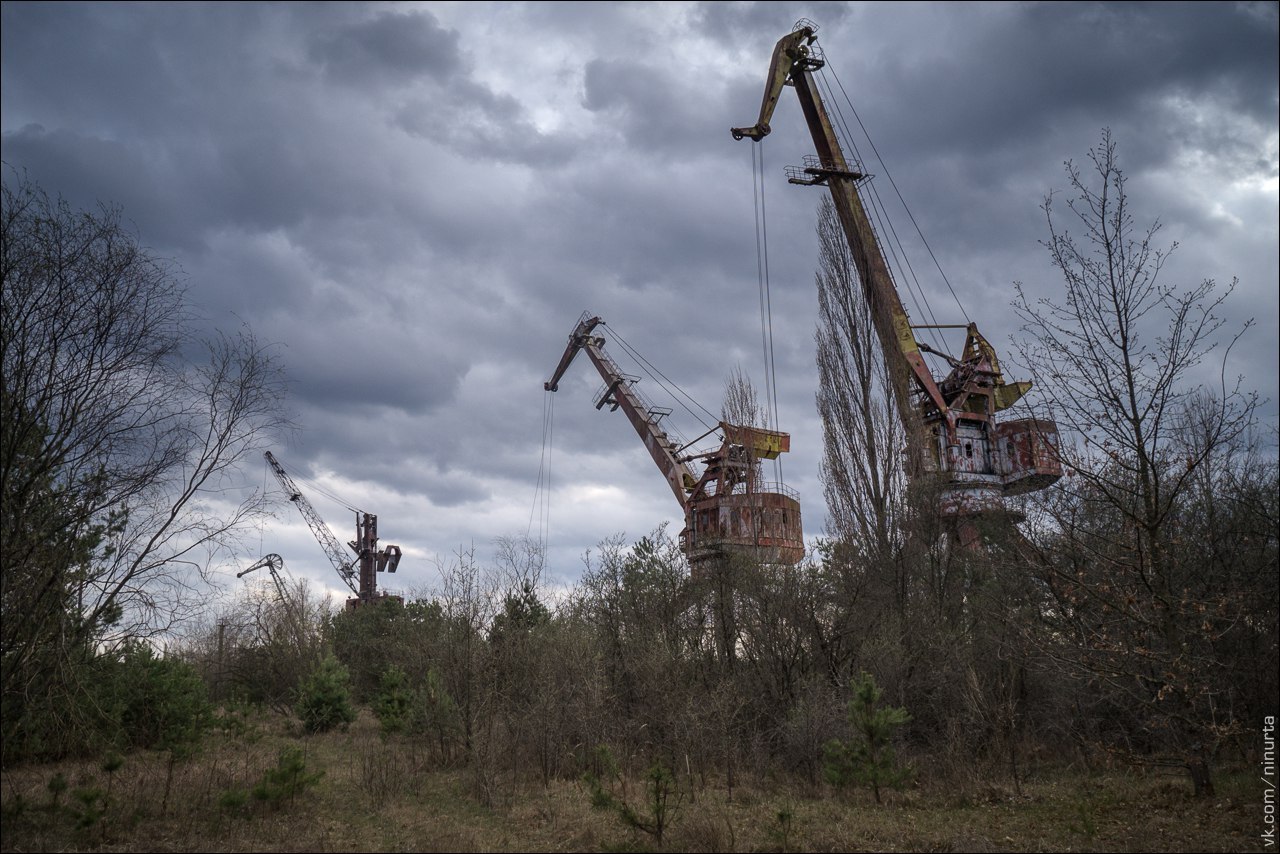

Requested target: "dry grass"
[{"left": 0, "top": 710, "right": 1265, "bottom": 852}]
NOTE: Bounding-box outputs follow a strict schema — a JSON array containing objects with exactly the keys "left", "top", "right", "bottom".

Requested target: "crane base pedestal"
[{"left": 685, "top": 490, "right": 805, "bottom": 573}]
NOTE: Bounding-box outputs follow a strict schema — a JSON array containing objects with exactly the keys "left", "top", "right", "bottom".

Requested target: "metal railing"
[{"left": 700, "top": 479, "right": 800, "bottom": 501}]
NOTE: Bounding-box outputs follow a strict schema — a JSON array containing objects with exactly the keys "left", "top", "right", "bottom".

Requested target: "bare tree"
[
  {"left": 184, "top": 574, "right": 329, "bottom": 712},
  {"left": 434, "top": 545, "right": 497, "bottom": 773},
  {"left": 814, "top": 197, "right": 908, "bottom": 559},
  {"left": 721, "top": 363, "right": 769, "bottom": 429},
  {"left": 1, "top": 170, "right": 289, "bottom": 758},
  {"left": 812, "top": 190, "right": 1044, "bottom": 777},
  {"left": 1013, "top": 130, "right": 1263, "bottom": 796},
  {"left": 812, "top": 193, "right": 928, "bottom": 701}
]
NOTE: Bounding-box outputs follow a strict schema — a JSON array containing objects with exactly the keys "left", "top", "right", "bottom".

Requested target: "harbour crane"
[
  {"left": 237, "top": 553, "right": 291, "bottom": 602},
  {"left": 237, "top": 553, "right": 306, "bottom": 642},
  {"left": 544, "top": 312, "right": 804, "bottom": 570},
  {"left": 732, "top": 21, "right": 1061, "bottom": 541},
  {"left": 264, "top": 451, "right": 401, "bottom": 607}
]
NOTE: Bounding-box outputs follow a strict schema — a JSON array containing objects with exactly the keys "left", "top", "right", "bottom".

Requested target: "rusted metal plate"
[
  {"left": 939, "top": 472, "right": 1005, "bottom": 517},
  {"left": 685, "top": 490, "right": 805, "bottom": 568},
  {"left": 996, "top": 418, "right": 1062, "bottom": 495},
  {"left": 720, "top": 424, "right": 791, "bottom": 459},
  {"left": 947, "top": 422, "right": 993, "bottom": 474}
]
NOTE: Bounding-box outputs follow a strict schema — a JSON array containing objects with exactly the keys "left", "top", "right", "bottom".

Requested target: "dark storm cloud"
[
  {"left": 308, "top": 8, "right": 461, "bottom": 86},
  {"left": 844, "top": 1, "right": 1277, "bottom": 169},
  {"left": 579, "top": 56, "right": 769, "bottom": 161},
  {"left": 1011, "top": 2, "right": 1278, "bottom": 120},
  {"left": 4, "top": 8, "right": 409, "bottom": 245},
  {"left": 286, "top": 338, "right": 465, "bottom": 415},
  {"left": 581, "top": 58, "right": 695, "bottom": 151},
  {"left": 0, "top": 124, "right": 180, "bottom": 241},
  {"left": 284, "top": 410, "right": 493, "bottom": 510},
  {"left": 0, "top": 2, "right": 185, "bottom": 132}
]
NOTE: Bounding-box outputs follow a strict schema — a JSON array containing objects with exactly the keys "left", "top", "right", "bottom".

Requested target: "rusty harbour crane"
[
  {"left": 732, "top": 21, "right": 1061, "bottom": 543},
  {"left": 544, "top": 313, "right": 805, "bottom": 571},
  {"left": 264, "top": 450, "right": 401, "bottom": 608}
]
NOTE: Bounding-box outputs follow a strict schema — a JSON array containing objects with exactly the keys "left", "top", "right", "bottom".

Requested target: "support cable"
[
  {"left": 269, "top": 453, "right": 363, "bottom": 515},
  {"left": 752, "top": 141, "right": 784, "bottom": 483},
  {"left": 606, "top": 324, "right": 719, "bottom": 433},
  {"left": 813, "top": 67, "right": 950, "bottom": 355},
  {"left": 543, "top": 392, "right": 552, "bottom": 548},
  {"left": 817, "top": 45, "right": 972, "bottom": 327},
  {"left": 527, "top": 389, "right": 554, "bottom": 549},
  {"left": 258, "top": 462, "right": 267, "bottom": 560}
]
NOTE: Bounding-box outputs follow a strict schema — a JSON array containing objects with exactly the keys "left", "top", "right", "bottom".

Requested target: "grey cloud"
[
  {"left": 2, "top": 2, "right": 181, "bottom": 132},
  {"left": 395, "top": 81, "right": 580, "bottom": 168},
  {"left": 308, "top": 9, "right": 461, "bottom": 86},
  {"left": 580, "top": 57, "right": 734, "bottom": 156},
  {"left": 1, "top": 125, "right": 201, "bottom": 250},
  {"left": 857, "top": 1, "right": 1278, "bottom": 164},
  {"left": 287, "top": 344, "right": 464, "bottom": 416}
]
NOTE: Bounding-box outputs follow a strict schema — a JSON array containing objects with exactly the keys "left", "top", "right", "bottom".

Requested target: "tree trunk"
[{"left": 1187, "top": 753, "right": 1215, "bottom": 798}]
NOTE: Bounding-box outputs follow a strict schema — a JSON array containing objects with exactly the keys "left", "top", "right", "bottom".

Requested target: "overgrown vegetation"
[
  {"left": 583, "top": 745, "right": 684, "bottom": 849},
  {"left": 1, "top": 168, "right": 288, "bottom": 765},
  {"left": 0, "top": 709, "right": 1264, "bottom": 852},
  {"left": 373, "top": 665, "right": 414, "bottom": 737},
  {"left": 1011, "top": 130, "right": 1274, "bottom": 796},
  {"left": 246, "top": 746, "right": 324, "bottom": 811}
]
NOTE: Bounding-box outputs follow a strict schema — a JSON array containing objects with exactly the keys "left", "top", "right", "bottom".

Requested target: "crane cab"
[{"left": 685, "top": 489, "right": 805, "bottom": 571}]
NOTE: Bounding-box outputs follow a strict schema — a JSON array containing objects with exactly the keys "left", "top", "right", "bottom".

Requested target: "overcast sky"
[{"left": 4, "top": 1, "right": 1277, "bottom": 606}]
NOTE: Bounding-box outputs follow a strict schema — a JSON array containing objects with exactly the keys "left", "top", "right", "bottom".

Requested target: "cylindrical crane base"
[{"left": 685, "top": 490, "right": 805, "bottom": 571}]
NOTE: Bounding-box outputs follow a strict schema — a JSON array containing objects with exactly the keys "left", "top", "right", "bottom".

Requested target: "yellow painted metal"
[
  {"left": 994, "top": 381, "right": 1031, "bottom": 412},
  {"left": 721, "top": 423, "right": 791, "bottom": 459}
]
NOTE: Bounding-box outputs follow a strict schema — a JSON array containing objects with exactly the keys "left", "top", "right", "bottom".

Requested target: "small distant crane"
[
  {"left": 237, "top": 553, "right": 290, "bottom": 602},
  {"left": 263, "top": 451, "right": 401, "bottom": 608},
  {"left": 237, "top": 553, "right": 307, "bottom": 640},
  {"left": 545, "top": 312, "right": 804, "bottom": 571}
]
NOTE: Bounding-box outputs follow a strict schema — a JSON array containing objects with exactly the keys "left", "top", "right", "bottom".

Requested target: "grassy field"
[{"left": 1, "top": 709, "right": 1266, "bottom": 852}]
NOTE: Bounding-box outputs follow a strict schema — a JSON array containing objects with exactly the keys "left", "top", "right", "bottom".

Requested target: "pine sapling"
[{"left": 823, "top": 671, "right": 913, "bottom": 804}]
